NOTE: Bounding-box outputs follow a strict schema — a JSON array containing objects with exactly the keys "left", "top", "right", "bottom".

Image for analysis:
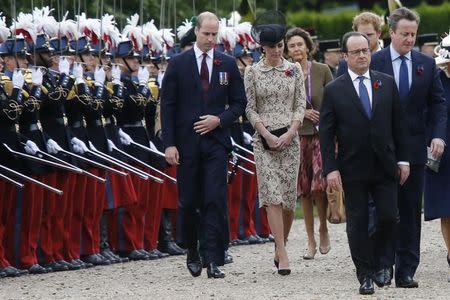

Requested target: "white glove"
[
  {"left": 24, "top": 140, "right": 40, "bottom": 155},
  {"left": 88, "top": 141, "right": 98, "bottom": 152},
  {"left": 31, "top": 67, "right": 44, "bottom": 85},
  {"left": 112, "top": 64, "right": 122, "bottom": 85},
  {"left": 107, "top": 139, "right": 116, "bottom": 152},
  {"left": 59, "top": 57, "right": 70, "bottom": 75},
  {"left": 243, "top": 132, "right": 253, "bottom": 145},
  {"left": 71, "top": 137, "right": 89, "bottom": 154},
  {"left": 137, "top": 65, "right": 149, "bottom": 85},
  {"left": 12, "top": 69, "right": 25, "bottom": 89},
  {"left": 94, "top": 65, "right": 106, "bottom": 86},
  {"left": 72, "top": 62, "right": 84, "bottom": 84},
  {"left": 47, "top": 139, "right": 63, "bottom": 154},
  {"left": 149, "top": 141, "right": 158, "bottom": 151},
  {"left": 118, "top": 128, "right": 133, "bottom": 146}
]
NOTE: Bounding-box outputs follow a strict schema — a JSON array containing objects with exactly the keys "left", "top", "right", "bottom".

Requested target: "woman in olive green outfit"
[{"left": 285, "top": 28, "right": 333, "bottom": 259}]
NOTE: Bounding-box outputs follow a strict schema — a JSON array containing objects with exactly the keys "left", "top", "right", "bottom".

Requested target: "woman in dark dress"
[{"left": 424, "top": 40, "right": 450, "bottom": 281}]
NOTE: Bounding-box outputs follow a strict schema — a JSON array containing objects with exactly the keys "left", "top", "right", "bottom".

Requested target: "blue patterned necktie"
[
  {"left": 358, "top": 76, "right": 372, "bottom": 119},
  {"left": 398, "top": 55, "right": 409, "bottom": 105}
]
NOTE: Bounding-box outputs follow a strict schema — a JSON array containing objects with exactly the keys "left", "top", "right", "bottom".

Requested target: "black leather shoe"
[
  {"left": 140, "top": 249, "right": 159, "bottom": 260},
  {"left": 246, "top": 235, "right": 265, "bottom": 244},
  {"left": 153, "top": 249, "right": 169, "bottom": 258},
  {"left": 28, "top": 264, "right": 49, "bottom": 274},
  {"left": 230, "top": 239, "right": 249, "bottom": 246},
  {"left": 359, "top": 277, "right": 375, "bottom": 295},
  {"left": 260, "top": 234, "right": 275, "bottom": 243},
  {"left": 74, "top": 259, "right": 94, "bottom": 268},
  {"left": 96, "top": 253, "right": 112, "bottom": 264},
  {"left": 69, "top": 259, "right": 85, "bottom": 269},
  {"left": 187, "top": 249, "right": 202, "bottom": 277},
  {"left": 124, "top": 250, "right": 149, "bottom": 261},
  {"left": 81, "top": 254, "right": 111, "bottom": 266},
  {"left": 395, "top": 276, "right": 418, "bottom": 288},
  {"left": 44, "top": 261, "right": 69, "bottom": 272},
  {"left": 57, "top": 260, "right": 82, "bottom": 270},
  {"left": 0, "top": 271, "right": 6, "bottom": 278},
  {"left": 0, "top": 266, "right": 28, "bottom": 277},
  {"left": 100, "top": 250, "right": 120, "bottom": 264},
  {"left": 224, "top": 250, "right": 233, "bottom": 264},
  {"left": 206, "top": 263, "right": 225, "bottom": 278},
  {"left": 159, "top": 241, "right": 187, "bottom": 255},
  {"left": 277, "top": 268, "right": 291, "bottom": 276},
  {"left": 105, "top": 249, "right": 129, "bottom": 263}
]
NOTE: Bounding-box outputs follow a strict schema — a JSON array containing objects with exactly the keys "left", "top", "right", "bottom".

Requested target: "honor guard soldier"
[
  {"left": 30, "top": 29, "right": 87, "bottom": 271},
  {"left": 417, "top": 33, "right": 439, "bottom": 57},
  {"left": 318, "top": 39, "right": 341, "bottom": 79},
  {"left": 0, "top": 35, "right": 29, "bottom": 277},
  {"left": 88, "top": 36, "right": 133, "bottom": 264},
  {"left": 109, "top": 39, "right": 160, "bottom": 261},
  {"left": 0, "top": 23, "right": 56, "bottom": 274}
]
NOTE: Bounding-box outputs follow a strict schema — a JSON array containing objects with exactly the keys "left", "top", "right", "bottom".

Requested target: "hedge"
[{"left": 287, "top": 2, "right": 450, "bottom": 40}]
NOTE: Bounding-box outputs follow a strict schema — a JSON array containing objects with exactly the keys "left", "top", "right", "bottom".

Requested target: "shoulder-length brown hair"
[{"left": 285, "top": 27, "right": 315, "bottom": 60}]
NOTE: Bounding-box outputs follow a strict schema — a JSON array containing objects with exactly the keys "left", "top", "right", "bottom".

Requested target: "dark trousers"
[
  {"left": 343, "top": 177, "right": 398, "bottom": 282},
  {"left": 394, "top": 164, "right": 424, "bottom": 279},
  {"left": 177, "top": 136, "right": 229, "bottom": 266}
]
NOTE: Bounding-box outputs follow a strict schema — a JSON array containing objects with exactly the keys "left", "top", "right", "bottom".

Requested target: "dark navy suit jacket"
[
  {"left": 161, "top": 48, "right": 246, "bottom": 154},
  {"left": 371, "top": 47, "right": 447, "bottom": 164}
]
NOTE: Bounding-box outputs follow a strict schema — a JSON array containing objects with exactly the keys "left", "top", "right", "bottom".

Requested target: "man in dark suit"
[
  {"left": 319, "top": 32, "right": 409, "bottom": 295},
  {"left": 161, "top": 11, "right": 246, "bottom": 278},
  {"left": 371, "top": 7, "right": 447, "bottom": 288}
]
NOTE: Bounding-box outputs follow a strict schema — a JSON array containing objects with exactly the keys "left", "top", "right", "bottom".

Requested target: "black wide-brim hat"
[{"left": 251, "top": 10, "right": 287, "bottom": 47}]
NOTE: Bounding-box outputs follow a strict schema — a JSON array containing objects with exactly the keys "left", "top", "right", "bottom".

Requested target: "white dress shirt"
[
  {"left": 390, "top": 44, "right": 412, "bottom": 89},
  {"left": 193, "top": 43, "right": 213, "bottom": 82},
  {"left": 348, "top": 68, "right": 373, "bottom": 107}
]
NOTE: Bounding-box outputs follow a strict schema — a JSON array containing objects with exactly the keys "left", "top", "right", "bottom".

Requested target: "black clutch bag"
[{"left": 260, "top": 127, "right": 288, "bottom": 150}]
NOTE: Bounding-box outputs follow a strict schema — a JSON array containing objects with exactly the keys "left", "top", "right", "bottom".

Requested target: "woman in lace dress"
[{"left": 244, "top": 13, "right": 306, "bottom": 275}]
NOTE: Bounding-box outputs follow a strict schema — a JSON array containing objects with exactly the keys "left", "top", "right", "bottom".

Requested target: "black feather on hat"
[{"left": 251, "top": 11, "right": 286, "bottom": 47}]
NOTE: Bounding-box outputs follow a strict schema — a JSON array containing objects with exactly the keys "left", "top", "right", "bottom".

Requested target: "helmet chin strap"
[
  {"left": 38, "top": 53, "right": 50, "bottom": 69},
  {"left": 122, "top": 57, "right": 133, "bottom": 73}
]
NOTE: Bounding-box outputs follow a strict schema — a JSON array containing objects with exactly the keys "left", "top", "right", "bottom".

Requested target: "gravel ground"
[{"left": 1, "top": 218, "right": 449, "bottom": 300}]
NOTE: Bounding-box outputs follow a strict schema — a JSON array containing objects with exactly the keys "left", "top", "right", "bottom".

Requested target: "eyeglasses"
[{"left": 347, "top": 48, "right": 370, "bottom": 56}]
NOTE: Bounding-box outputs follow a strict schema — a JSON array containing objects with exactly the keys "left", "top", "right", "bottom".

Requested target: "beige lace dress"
[{"left": 244, "top": 58, "right": 306, "bottom": 210}]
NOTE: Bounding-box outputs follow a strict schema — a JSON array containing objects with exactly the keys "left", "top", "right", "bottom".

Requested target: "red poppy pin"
[
  {"left": 373, "top": 80, "right": 382, "bottom": 90},
  {"left": 285, "top": 68, "right": 295, "bottom": 77},
  {"left": 213, "top": 58, "right": 221, "bottom": 66},
  {"left": 416, "top": 65, "right": 424, "bottom": 76}
]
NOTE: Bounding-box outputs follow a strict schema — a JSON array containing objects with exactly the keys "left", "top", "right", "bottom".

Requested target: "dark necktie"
[
  {"left": 398, "top": 55, "right": 409, "bottom": 105},
  {"left": 358, "top": 76, "right": 372, "bottom": 119},
  {"left": 200, "top": 53, "right": 209, "bottom": 96}
]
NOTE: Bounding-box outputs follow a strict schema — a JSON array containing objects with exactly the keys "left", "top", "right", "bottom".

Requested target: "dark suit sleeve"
[
  {"left": 218, "top": 60, "right": 247, "bottom": 129},
  {"left": 336, "top": 59, "right": 347, "bottom": 77},
  {"left": 160, "top": 59, "right": 178, "bottom": 148},
  {"left": 319, "top": 85, "right": 338, "bottom": 176},
  {"left": 427, "top": 62, "right": 447, "bottom": 143}
]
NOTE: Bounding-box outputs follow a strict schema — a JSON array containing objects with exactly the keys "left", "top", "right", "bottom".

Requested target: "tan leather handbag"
[{"left": 326, "top": 186, "right": 346, "bottom": 224}]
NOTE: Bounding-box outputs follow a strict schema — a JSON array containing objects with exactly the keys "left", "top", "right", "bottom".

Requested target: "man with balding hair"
[{"left": 161, "top": 11, "right": 246, "bottom": 279}]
